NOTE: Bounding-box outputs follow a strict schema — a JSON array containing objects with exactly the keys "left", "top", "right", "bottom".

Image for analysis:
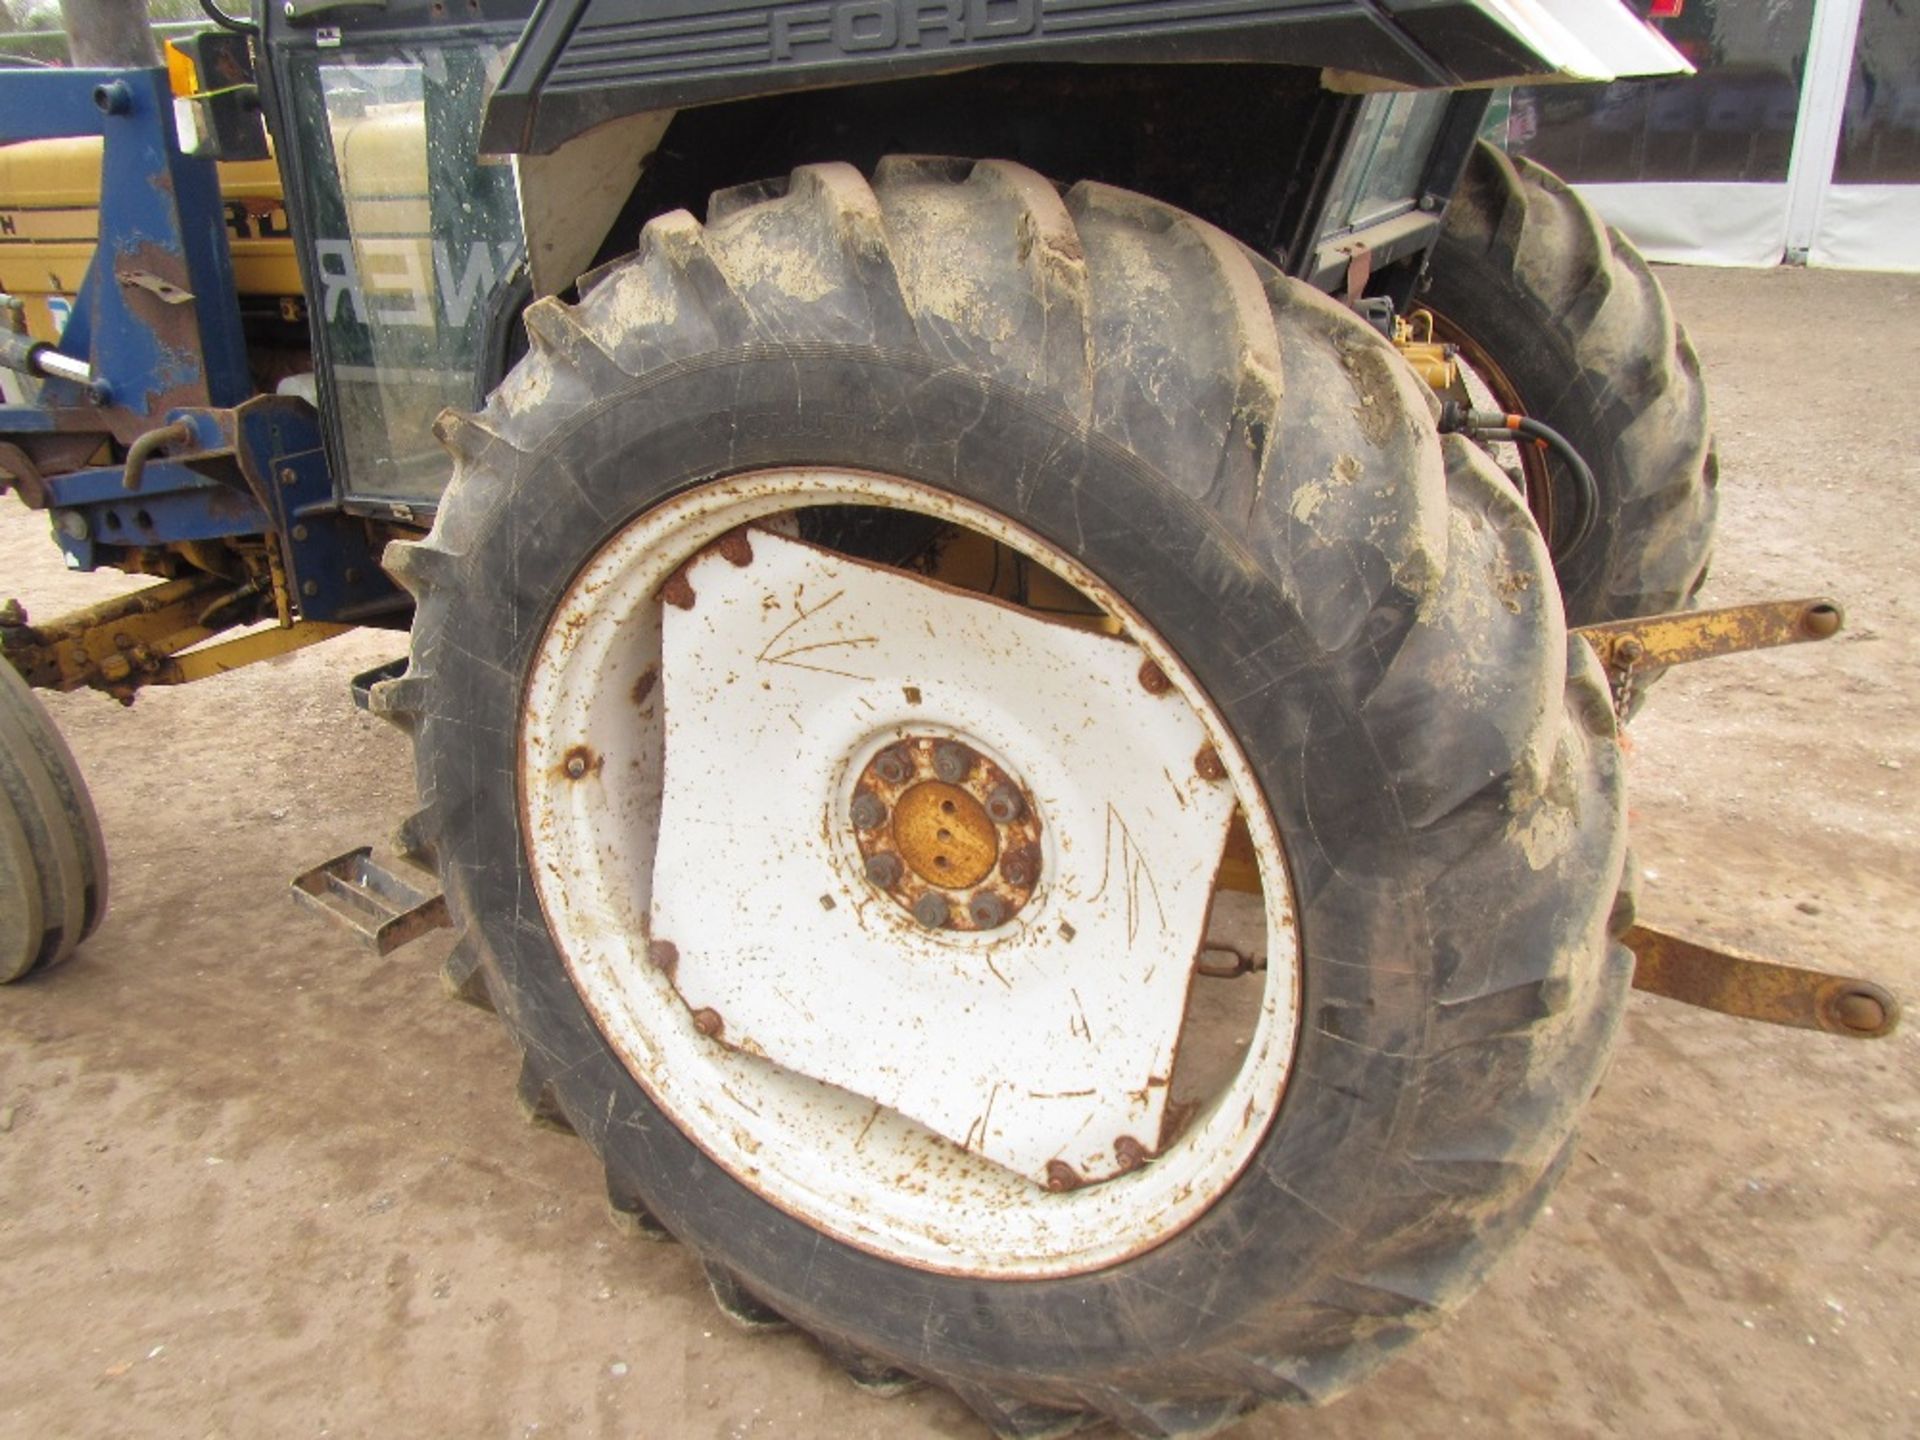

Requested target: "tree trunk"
[{"left": 59, "top": 0, "right": 160, "bottom": 68}]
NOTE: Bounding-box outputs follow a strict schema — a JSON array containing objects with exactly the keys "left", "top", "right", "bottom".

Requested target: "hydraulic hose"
[
  {"left": 1439, "top": 402, "right": 1600, "bottom": 557},
  {"left": 199, "top": 0, "right": 259, "bottom": 34}
]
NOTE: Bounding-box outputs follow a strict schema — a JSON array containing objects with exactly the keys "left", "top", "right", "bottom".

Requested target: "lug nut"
[
  {"left": 1044, "top": 1160, "right": 1082, "bottom": 1193},
  {"left": 873, "top": 747, "right": 913, "bottom": 785},
  {"left": 1138, "top": 659, "right": 1170, "bottom": 695},
  {"left": 865, "top": 852, "right": 903, "bottom": 888},
  {"left": 1000, "top": 847, "right": 1038, "bottom": 888},
  {"left": 913, "top": 893, "right": 951, "bottom": 930},
  {"left": 850, "top": 792, "right": 887, "bottom": 830},
  {"left": 1195, "top": 746, "right": 1226, "bottom": 782},
  {"left": 932, "top": 741, "right": 973, "bottom": 784},
  {"left": 985, "top": 784, "right": 1025, "bottom": 824},
  {"left": 968, "top": 892, "right": 1007, "bottom": 929}
]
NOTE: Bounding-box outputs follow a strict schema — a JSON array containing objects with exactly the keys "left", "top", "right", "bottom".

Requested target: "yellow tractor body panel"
[{"left": 0, "top": 129, "right": 435, "bottom": 344}]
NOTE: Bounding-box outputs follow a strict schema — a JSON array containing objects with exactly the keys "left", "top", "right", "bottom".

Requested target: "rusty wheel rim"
[{"left": 517, "top": 468, "right": 1302, "bottom": 1278}]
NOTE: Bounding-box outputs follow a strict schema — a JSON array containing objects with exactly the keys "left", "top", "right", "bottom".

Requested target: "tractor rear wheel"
[
  {"left": 383, "top": 159, "right": 1630, "bottom": 1433},
  {"left": 0, "top": 661, "right": 108, "bottom": 981},
  {"left": 1424, "top": 141, "right": 1718, "bottom": 629}
]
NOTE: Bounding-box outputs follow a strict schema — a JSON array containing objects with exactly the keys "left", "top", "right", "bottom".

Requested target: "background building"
[{"left": 1498, "top": 0, "right": 1917, "bottom": 271}]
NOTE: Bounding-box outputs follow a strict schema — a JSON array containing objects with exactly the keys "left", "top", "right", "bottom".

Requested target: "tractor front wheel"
[{"left": 0, "top": 660, "right": 108, "bottom": 981}]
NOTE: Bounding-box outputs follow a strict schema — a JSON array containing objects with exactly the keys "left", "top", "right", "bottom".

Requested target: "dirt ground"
[{"left": 1, "top": 264, "right": 1915, "bottom": 1439}]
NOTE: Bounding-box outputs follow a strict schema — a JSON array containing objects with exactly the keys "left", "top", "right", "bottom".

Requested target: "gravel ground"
[{"left": 0, "top": 263, "right": 1914, "bottom": 1438}]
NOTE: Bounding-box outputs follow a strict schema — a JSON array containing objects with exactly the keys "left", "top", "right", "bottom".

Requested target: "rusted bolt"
[
  {"left": 913, "top": 893, "right": 951, "bottom": 930},
  {"left": 1000, "top": 846, "right": 1038, "bottom": 888},
  {"left": 968, "top": 892, "right": 1007, "bottom": 929},
  {"left": 648, "top": 940, "right": 679, "bottom": 977},
  {"left": 865, "top": 852, "right": 903, "bottom": 889},
  {"left": 872, "top": 747, "right": 913, "bottom": 785},
  {"left": 1044, "top": 1160, "right": 1082, "bottom": 1193},
  {"left": 1138, "top": 659, "right": 1170, "bottom": 695},
  {"left": 1615, "top": 636, "right": 1645, "bottom": 665},
  {"left": 1831, "top": 989, "right": 1889, "bottom": 1035},
  {"left": 1802, "top": 602, "right": 1842, "bottom": 639},
  {"left": 1195, "top": 746, "right": 1226, "bottom": 782},
  {"left": 1114, "top": 1135, "right": 1151, "bottom": 1173},
  {"left": 564, "top": 748, "right": 591, "bottom": 780},
  {"left": 984, "top": 784, "right": 1025, "bottom": 824},
  {"left": 290, "top": 523, "right": 309, "bottom": 542},
  {"left": 850, "top": 792, "right": 887, "bottom": 830},
  {"left": 932, "top": 741, "right": 974, "bottom": 784},
  {"left": 691, "top": 1007, "right": 724, "bottom": 1038},
  {"left": 278, "top": 466, "right": 297, "bottom": 487},
  {"left": 660, "top": 569, "right": 696, "bottom": 610},
  {"left": 716, "top": 529, "right": 754, "bottom": 567}
]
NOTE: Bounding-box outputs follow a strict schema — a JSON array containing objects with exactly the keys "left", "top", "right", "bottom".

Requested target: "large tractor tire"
[
  {"left": 1424, "top": 141, "right": 1718, "bottom": 628},
  {"left": 381, "top": 159, "right": 1630, "bottom": 1434},
  {"left": 0, "top": 661, "right": 108, "bottom": 981}
]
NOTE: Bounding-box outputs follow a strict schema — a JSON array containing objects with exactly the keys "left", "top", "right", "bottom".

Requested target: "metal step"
[{"left": 290, "top": 845, "right": 449, "bottom": 955}]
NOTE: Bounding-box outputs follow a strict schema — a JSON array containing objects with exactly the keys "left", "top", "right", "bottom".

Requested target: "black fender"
[{"left": 481, "top": 0, "right": 1558, "bottom": 155}]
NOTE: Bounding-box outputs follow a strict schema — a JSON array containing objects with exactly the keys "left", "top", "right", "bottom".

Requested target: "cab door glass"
[{"left": 289, "top": 41, "right": 524, "bottom": 501}]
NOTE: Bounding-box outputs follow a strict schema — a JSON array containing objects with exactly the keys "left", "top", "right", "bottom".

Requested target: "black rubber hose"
[
  {"left": 1497, "top": 416, "right": 1599, "bottom": 557},
  {"left": 199, "top": 0, "right": 259, "bottom": 35},
  {"left": 1440, "top": 402, "right": 1600, "bottom": 557}
]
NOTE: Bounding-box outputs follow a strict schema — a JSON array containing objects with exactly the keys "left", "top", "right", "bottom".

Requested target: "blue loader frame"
[{"left": 0, "top": 65, "right": 400, "bottom": 645}]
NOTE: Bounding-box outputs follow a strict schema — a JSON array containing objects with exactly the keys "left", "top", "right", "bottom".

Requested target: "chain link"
[{"left": 1196, "top": 945, "right": 1266, "bottom": 980}]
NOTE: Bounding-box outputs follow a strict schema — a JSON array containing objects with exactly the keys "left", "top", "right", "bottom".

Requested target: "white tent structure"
[{"left": 1504, "top": 0, "right": 1917, "bottom": 272}]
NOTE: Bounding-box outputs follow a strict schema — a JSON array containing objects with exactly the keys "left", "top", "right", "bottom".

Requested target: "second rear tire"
[{"left": 1425, "top": 141, "right": 1718, "bottom": 628}]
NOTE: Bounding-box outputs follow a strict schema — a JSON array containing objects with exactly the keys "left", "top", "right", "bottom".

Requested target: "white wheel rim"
[{"left": 520, "top": 469, "right": 1300, "bottom": 1278}]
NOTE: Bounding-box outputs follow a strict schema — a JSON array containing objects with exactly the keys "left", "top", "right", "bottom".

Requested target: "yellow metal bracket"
[
  {"left": 1390, "top": 308, "right": 1461, "bottom": 395},
  {"left": 1574, "top": 596, "right": 1843, "bottom": 674},
  {"left": 160, "top": 620, "right": 354, "bottom": 686},
  {"left": 2, "top": 577, "right": 351, "bottom": 700},
  {"left": 1626, "top": 924, "right": 1899, "bottom": 1040}
]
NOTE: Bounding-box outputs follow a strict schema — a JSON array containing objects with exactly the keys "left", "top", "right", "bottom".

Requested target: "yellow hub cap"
[{"left": 893, "top": 781, "right": 998, "bottom": 888}]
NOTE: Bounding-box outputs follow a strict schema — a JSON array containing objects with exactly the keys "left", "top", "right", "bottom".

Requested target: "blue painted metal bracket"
[
  {"left": 38, "top": 396, "right": 404, "bottom": 625},
  {"left": 0, "top": 66, "right": 250, "bottom": 439},
  {"left": 232, "top": 397, "right": 406, "bottom": 625},
  {"left": 0, "top": 65, "right": 405, "bottom": 631},
  {"left": 48, "top": 459, "right": 269, "bottom": 571}
]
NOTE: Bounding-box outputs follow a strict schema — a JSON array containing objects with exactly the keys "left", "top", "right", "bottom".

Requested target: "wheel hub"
[{"left": 853, "top": 737, "right": 1042, "bottom": 928}]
